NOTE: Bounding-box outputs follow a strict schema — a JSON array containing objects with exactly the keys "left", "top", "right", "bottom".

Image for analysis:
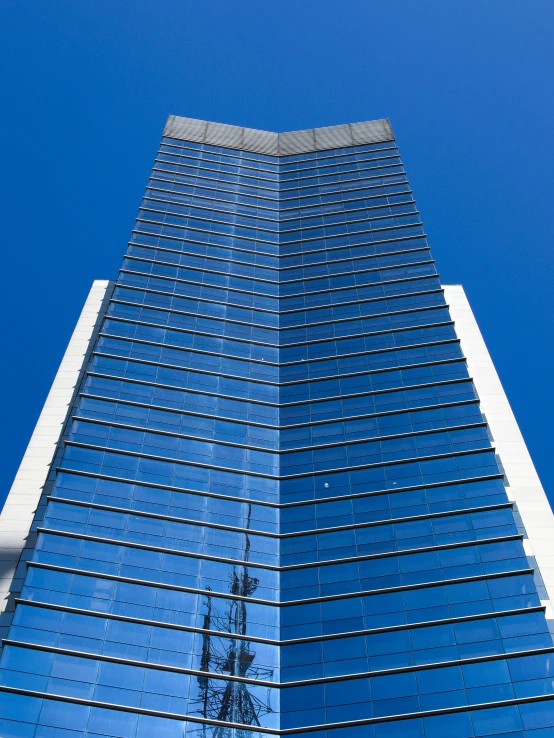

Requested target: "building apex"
[{"left": 163, "top": 115, "right": 394, "bottom": 157}]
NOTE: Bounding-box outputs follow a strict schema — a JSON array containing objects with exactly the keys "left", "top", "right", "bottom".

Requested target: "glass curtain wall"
[{"left": 2, "top": 127, "right": 554, "bottom": 738}]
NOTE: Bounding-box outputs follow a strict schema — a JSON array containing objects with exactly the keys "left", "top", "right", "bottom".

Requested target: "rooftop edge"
[{"left": 163, "top": 115, "right": 394, "bottom": 157}]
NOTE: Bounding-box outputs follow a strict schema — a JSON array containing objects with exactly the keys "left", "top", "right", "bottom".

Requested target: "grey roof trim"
[{"left": 164, "top": 116, "right": 395, "bottom": 156}]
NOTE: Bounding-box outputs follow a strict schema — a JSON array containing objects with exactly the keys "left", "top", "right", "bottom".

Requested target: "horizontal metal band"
[
  {"left": 140, "top": 188, "right": 412, "bottom": 240},
  {"left": 133, "top": 211, "right": 416, "bottom": 258},
  {"left": 55, "top": 466, "right": 505, "bottom": 510},
  {"left": 78, "top": 389, "right": 479, "bottom": 433},
  {"left": 147, "top": 176, "right": 411, "bottom": 216},
  {"left": 84, "top": 352, "right": 468, "bottom": 405},
  {"left": 150, "top": 161, "right": 404, "bottom": 201},
  {"left": 127, "top": 225, "right": 420, "bottom": 272},
  {"left": 15, "top": 597, "right": 543, "bottom": 648},
  {"left": 107, "top": 290, "right": 443, "bottom": 340},
  {"left": 132, "top": 223, "right": 421, "bottom": 263},
  {"left": 152, "top": 157, "right": 403, "bottom": 195},
  {"left": 5, "top": 637, "right": 554, "bottom": 691},
  {"left": 143, "top": 188, "right": 412, "bottom": 230},
  {"left": 34, "top": 522, "right": 518, "bottom": 575},
  {"left": 117, "top": 256, "right": 435, "bottom": 308},
  {"left": 63, "top": 434, "right": 494, "bottom": 481},
  {"left": 69, "top": 411, "right": 487, "bottom": 456},
  {"left": 3, "top": 678, "right": 554, "bottom": 736},
  {"left": 120, "top": 250, "right": 431, "bottom": 296},
  {"left": 46, "top": 493, "right": 511, "bottom": 540},
  {"left": 93, "top": 333, "right": 459, "bottom": 377},
  {"left": 0, "top": 682, "right": 279, "bottom": 735}
]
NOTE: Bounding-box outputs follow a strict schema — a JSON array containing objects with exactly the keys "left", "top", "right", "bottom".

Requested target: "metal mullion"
[{"left": 118, "top": 268, "right": 281, "bottom": 298}]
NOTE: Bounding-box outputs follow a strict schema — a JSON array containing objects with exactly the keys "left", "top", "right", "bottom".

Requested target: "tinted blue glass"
[{"left": 2, "top": 130, "right": 551, "bottom": 738}]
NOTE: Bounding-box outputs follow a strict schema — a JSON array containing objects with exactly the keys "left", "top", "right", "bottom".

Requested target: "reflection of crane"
[{"left": 194, "top": 505, "right": 275, "bottom": 736}]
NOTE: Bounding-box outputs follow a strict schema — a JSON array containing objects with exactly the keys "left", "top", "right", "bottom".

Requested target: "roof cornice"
[{"left": 163, "top": 115, "right": 394, "bottom": 156}]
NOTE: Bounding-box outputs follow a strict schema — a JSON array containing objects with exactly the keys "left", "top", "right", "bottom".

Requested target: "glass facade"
[{"left": 2, "top": 119, "right": 554, "bottom": 737}]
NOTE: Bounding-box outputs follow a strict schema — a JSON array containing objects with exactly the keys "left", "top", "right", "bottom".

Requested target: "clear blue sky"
[{"left": 1, "top": 1, "right": 553, "bottom": 508}]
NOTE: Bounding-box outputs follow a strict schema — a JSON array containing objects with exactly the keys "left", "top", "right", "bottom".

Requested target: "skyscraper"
[{"left": 2, "top": 115, "right": 554, "bottom": 737}]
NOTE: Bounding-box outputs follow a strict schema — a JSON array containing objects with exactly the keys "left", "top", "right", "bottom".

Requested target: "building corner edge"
[{"left": 0, "top": 279, "right": 115, "bottom": 643}]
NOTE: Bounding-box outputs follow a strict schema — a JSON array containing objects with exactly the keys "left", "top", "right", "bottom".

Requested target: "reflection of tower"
[{"left": 196, "top": 505, "right": 275, "bottom": 734}]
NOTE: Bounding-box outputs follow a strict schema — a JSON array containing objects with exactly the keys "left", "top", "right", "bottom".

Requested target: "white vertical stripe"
[
  {"left": 0, "top": 280, "right": 113, "bottom": 638},
  {"left": 445, "top": 284, "right": 554, "bottom": 629}
]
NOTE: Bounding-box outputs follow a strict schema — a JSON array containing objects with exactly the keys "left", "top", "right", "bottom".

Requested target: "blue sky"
[{"left": 1, "top": 1, "right": 553, "bottom": 507}]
